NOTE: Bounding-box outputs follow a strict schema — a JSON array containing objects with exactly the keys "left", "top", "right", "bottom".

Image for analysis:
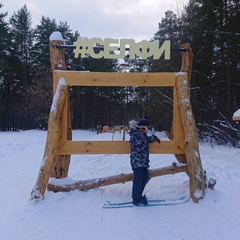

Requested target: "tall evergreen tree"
[
  {"left": 4, "top": 5, "right": 35, "bottom": 130},
  {"left": 32, "top": 17, "right": 82, "bottom": 70},
  {"left": 9, "top": 4, "right": 33, "bottom": 85},
  {"left": 0, "top": 4, "right": 27, "bottom": 130},
  {"left": 31, "top": 16, "right": 58, "bottom": 68},
  {"left": 151, "top": 10, "right": 183, "bottom": 72},
  {"left": 0, "top": 3, "right": 11, "bottom": 130},
  {"left": 0, "top": 3, "right": 10, "bottom": 83}
]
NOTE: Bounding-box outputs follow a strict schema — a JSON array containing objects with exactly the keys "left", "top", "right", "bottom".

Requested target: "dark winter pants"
[{"left": 132, "top": 167, "right": 149, "bottom": 201}]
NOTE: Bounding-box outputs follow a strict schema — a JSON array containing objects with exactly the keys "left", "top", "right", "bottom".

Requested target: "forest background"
[{"left": 1, "top": 0, "right": 240, "bottom": 146}]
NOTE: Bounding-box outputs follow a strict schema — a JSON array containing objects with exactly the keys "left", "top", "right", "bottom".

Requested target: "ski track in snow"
[{"left": 0, "top": 129, "right": 240, "bottom": 240}]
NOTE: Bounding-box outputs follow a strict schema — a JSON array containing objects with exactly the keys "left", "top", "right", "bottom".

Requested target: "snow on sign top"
[
  {"left": 49, "top": 31, "right": 64, "bottom": 41},
  {"left": 233, "top": 109, "right": 240, "bottom": 121}
]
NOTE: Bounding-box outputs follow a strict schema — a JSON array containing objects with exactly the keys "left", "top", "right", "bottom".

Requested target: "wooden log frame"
[
  {"left": 31, "top": 32, "right": 205, "bottom": 202},
  {"left": 48, "top": 73, "right": 205, "bottom": 199},
  {"left": 47, "top": 163, "right": 188, "bottom": 192},
  {"left": 52, "top": 71, "right": 186, "bottom": 156},
  {"left": 31, "top": 79, "right": 68, "bottom": 199}
]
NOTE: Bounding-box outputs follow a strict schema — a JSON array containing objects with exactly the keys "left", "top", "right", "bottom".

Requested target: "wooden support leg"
[
  {"left": 31, "top": 80, "right": 68, "bottom": 200},
  {"left": 51, "top": 92, "right": 72, "bottom": 179},
  {"left": 176, "top": 74, "right": 205, "bottom": 202}
]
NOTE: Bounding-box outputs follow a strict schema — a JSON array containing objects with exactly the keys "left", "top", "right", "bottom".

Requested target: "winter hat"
[
  {"left": 143, "top": 115, "right": 150, "bottom": 121},
  {"left": 138, "top": 117, "right": 151, "bottom": 126}
]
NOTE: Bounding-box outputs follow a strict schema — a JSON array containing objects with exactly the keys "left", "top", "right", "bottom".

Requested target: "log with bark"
[
  {"left": 31, "top": 79, "right": 68, "bottom": 200},
  {"left": 47, "top": 163, "right": 188, "bottom": 192},
  {"left": 176, "top": 74, "right": 206, "bottom": 202}
]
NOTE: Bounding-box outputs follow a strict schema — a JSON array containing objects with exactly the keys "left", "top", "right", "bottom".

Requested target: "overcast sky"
[{"left": 2, "top": 0, "right": 188, "bottom": 42}]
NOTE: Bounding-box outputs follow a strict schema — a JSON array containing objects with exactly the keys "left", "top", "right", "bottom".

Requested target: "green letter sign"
[{"left": 73, "top": 38, "right": 170, "bottom": 60}]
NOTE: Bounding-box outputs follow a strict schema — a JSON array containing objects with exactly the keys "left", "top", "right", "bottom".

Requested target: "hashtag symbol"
[{"left": 73, "top": 37, "right": 89, "bottom": 58}]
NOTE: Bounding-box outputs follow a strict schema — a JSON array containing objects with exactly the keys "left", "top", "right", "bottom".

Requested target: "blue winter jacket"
[{"left": 129, "top": 121, "right": 157, "bottom": 169}]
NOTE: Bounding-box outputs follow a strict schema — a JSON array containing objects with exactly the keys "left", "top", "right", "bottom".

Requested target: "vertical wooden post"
[
  {"left": 177, "top": 43, "right": 205, "bottom": 202},
  {"left": 180, "top": 42, "right": 193, "bottom": 85},
  {"left": 31, "top": 32, "right": 72, "bottom": 200},
  {"left": 166, "top": 43, "right": 193, "bottom": 164},
  {"left": 49, "top": 32, "right": 72, "bottom": 179},
  {"left": 176, "top": 74, "right": 205, "bottom": 202}
]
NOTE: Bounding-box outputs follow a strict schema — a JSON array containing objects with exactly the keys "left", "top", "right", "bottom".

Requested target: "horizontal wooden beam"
[
  {"left": 53, "top": 71, "right": 176, "bottom": 87},
  {"left": 57, "top": 140, "right": 185, "bottom": 155}
]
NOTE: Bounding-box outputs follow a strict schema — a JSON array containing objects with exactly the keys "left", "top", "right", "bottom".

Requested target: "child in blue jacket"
[{"left": 129, "top": 117, "right": 160, "bottom": 206}]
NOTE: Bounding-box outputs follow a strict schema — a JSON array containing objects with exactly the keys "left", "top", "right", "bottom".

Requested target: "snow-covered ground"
[{"left": 0, "top": 129, "right": 240, "bottom": 240}]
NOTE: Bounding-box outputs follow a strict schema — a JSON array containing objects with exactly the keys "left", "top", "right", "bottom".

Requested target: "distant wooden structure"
[
  {"left": 113, "top": 126, "right": 122, "bottom": 133},
  {"left": 31, "top": 33, "right": 205, "bottom": 203},
  {"left": 102, "top": 125, "right": 110, "bottom": 133}
]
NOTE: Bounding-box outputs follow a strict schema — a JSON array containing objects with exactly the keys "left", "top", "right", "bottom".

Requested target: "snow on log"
[
  {"left": 233, "top": 109, "right": 240, "bottom": 121},
  {"left": 47, "top": 163, "right": 188, "bottom": 192},
  {"left": 49, "top": 31, "right": 64, "bottom": 41}
]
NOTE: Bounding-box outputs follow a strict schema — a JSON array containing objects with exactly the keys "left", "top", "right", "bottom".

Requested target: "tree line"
[{"left": 0, "top": 1, "right": 240, "bottom": 146}]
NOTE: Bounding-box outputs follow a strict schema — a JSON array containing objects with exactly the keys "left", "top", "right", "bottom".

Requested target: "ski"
[
  {"left": 105, "top": 196, "right": 186, "bottom": 206},
  {"left": 103, "top": 196, "right": 189, "bottom": 209}
]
